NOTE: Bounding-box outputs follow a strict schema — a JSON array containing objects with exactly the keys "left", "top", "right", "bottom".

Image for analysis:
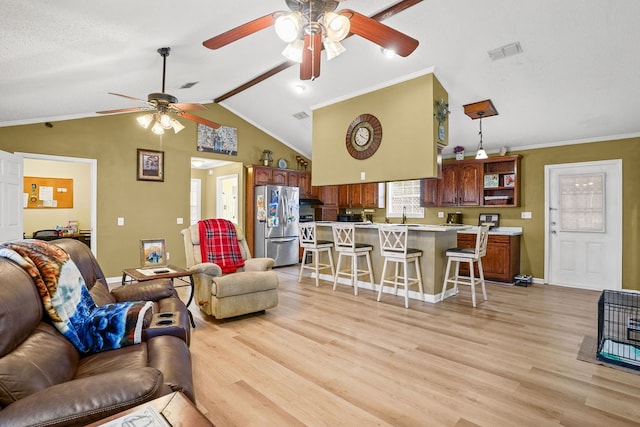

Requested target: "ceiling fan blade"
[
  {"left": 203, "top": 13, "right": 278, "bottom": 50},
  {"left": 172, "top": 103, "right": 208, "bottom": 111},
  {"left": 341, "top": 9, "right": 419, "bottom": 57},
  {"left": 213, "top": 0, "right": 423, "bottom": 101},
  {"left": 300, "top": 33, "right": 322, "bottom": 81},
  {"left": 96, "top": 107, "right": 149, "bottom": 114},
  {"left": 180, "top": 112, "right": 221, "bottom": 129},
  {"left": 107, "top": 92, "right": 149, "bottom": 104}
]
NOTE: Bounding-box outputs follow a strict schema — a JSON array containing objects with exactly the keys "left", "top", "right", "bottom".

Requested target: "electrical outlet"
[
  {"left": 360, "top": 171, "right": 366, "bottom": 180},
  {"left": 166, "top": 252, "right": 170, "bottom": 260},
  {"left": 117, "top": 217, "right": 124, "bottom": 226},
  {"left": 177, "top": 217, "right": 183, "bottom": 225},
  {"left": 521, "top": 211, "right": 532, "bottom": 219},
  {"left": 438, "top": 211, "right": 444, "bottom": 218}
]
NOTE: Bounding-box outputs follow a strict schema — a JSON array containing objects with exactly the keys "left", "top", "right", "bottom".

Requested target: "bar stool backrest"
[
  {"left": 298, "top": 223, "right": 319, "bottom": 248},
  {"left": 476, "top": 224, "right": 491, "bottom": 258},
  {"left": 378, "top": 225, "right": 409, "bottom": 257},
  {"left": 332, "top": 223, "right": 356, "bottom": 251}
]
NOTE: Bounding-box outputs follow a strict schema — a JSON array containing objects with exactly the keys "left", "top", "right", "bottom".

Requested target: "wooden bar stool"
[
  {"left": 377, "top": 225, "right": 424, "bottom": 308},
  {"left": 332, "top": 223, "right": 374, "bottom": 295},
  {"left": 441, "top": 225, "right": 490, "bottom": 307},
  {"left": 298, "top": 222, "right": 335, "bottom": 287}
]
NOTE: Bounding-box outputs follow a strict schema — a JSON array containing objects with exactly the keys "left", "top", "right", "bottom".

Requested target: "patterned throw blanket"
[
  {"left": 0, "top": 240, "right": 153, "bottom": 355},
  {"left": 198, "top": 219, "right": 245, "bottom": 274}
]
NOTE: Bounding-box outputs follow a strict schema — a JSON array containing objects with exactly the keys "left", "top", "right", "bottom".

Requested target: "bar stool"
[
  {"left": 298, "top": 222, "right": 335, "bottom": 287},
  {"left": 441, "top": 225, "right": 490, "bottom": 307},
  {"left": 377, "top": 225, "right": 424, "bottom": 308},
  {"left": 332, "top": 223, "right": 374, "bottom": 295}
]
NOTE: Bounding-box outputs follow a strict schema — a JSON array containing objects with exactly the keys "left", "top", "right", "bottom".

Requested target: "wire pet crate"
[{"left": 597, "top": 290, "right": 640, "bottom": 370}]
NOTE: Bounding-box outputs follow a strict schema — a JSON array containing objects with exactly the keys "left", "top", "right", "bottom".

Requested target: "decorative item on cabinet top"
[{"left": 260, "top": 150, "right": 273, "bottom": 166}]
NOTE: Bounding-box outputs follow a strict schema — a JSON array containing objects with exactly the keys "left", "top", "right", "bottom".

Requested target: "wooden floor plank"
[{"left": 185, "top": 266, "right": 640, "bottom": 426}]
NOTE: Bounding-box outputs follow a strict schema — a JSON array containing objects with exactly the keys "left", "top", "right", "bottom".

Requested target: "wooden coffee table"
[
  {"left": 87, "top": 391, "right": 213, "bottom": 426},
  {"left": 122, "top": 265, "right": 195, "bottom": 326}
]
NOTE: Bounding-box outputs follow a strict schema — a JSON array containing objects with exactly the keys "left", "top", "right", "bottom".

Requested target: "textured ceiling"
[{"left": 2, "top": 0, "right": 640, "bottom": 159}]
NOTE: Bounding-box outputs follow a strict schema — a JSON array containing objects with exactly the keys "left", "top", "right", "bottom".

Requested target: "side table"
[
  {"left": 122, "top": 265, "right": 195, "bottom": 327},
  {"left": 86, "top": 391, "right": 213, "bottom": 426}
]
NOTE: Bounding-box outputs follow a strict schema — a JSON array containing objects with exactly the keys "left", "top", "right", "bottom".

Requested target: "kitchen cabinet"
[
  {"left": 481, "top": 155, "right": 521, "bottom": 207},
  {"left": 315, "top": 185, "right": 339, "bottom": 221},
  {"left": 338, "top": 183, "right": 383, "bottom": 208},
  {"left": 287, "top": 170, "right": 312, "bottom": 197},
  {"left": 456, "top": 232, "right": 521, "bottom": 283},
  {"left": 439, "top": 161, "right": 482, "bottom": 206},
  {"left": 419, "top": 178, "right": 438, "bottom": 207}
]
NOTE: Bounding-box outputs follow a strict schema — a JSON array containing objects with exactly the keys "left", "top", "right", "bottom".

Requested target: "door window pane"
[{"left": 560, "top": 173, "right": 604, "bottom": 232}]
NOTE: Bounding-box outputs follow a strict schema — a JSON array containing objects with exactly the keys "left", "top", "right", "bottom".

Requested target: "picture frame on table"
[
  {"left": 140, "top": 239, "right": 167, "bottom": 268},
  {"left": 504, "top": 173, "right": 516, "bottom": 187},
  {"left": 137, "top": 149, "right": 164, "bottom": 182}
]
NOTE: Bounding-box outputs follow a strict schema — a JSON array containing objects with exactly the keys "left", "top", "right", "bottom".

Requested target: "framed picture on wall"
[
  {"left": 137, "top": 149, "right": 164, "bottom": 182},
  {"left": 140, "top": 239, "right": 167, "bottom": 268},
  {"left": 504, "top": 173, "right": 516, "bottom": 187}
]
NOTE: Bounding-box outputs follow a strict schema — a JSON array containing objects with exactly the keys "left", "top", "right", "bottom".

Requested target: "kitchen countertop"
[
  {"left": 314, "top": 221, "right": 472, "bottom": 232},
  {"left": 457, "top": 226, "right": 523, "bottom": 236}
]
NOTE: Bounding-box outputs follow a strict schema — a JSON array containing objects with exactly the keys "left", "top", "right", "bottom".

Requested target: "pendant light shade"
[{"left": 463, "top": 99, "right": 498, "bottom": 160}]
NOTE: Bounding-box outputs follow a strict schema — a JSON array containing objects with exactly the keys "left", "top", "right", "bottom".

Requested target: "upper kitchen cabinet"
[
  {"left": 439, "top": 161, "right": 482, "bottom": 207},
  {"left": 420, "top": 178, "right": 438, "bottom": 207},
  {"left": 338, "top": 183, "right": 384, "bottom": 209},
  {"left": 481, "top": 155, "right": 521, "bottom": 207}
]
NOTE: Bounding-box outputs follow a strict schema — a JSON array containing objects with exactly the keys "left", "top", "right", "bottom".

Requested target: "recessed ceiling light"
[{"left": 488, "top": 42, "right": 523, "bottom": 61}]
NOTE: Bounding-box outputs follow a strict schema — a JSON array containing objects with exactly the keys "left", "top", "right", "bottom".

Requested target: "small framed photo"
[
  {"left": 137, "top": 149, "right": 164, "bottom": 182},
  {"left": 484, "top": 173, "right": 499, "bottom": 188},
  {"left": 140, "top": 239, "right": 167, "bottom": 268},
  {"left": 504, "top": 173, "right": 516, "bottom": 187}
]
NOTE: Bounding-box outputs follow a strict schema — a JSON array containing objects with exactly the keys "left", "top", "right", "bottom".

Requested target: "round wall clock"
[{"left": 345, "top": 114, "right": 382, "bottom": 160}]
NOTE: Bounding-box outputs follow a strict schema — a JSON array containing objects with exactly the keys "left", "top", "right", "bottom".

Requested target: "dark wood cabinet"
[
  {"left": 322, "top": 185, "right": 339, "bottom": 207},
  {"left": 337, "top": 183, "right": 383, "bottom": 208},
  {"left": 439, "top": 162, "right": 482, "bottom": 206},
  {"left": 419, "top": 178, "right": 438, "bottom": 207},
  {"left": 481, "top": 155, "right": 521, "bottom": 207},
  {"left": 456, "top": 232, "right": 521, "bottom": 283}
]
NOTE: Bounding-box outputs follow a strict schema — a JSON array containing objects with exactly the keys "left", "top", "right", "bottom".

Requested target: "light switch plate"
[
  {"left": 360, "top": 171, "right": 366, "bottom": 180},
  {"left": 177, "top": 217, "right": 183, "bottom": 225},
  {"left": 521, "top": 211, "right": 532, "bottom": 219},
  {"left": 438, "top": 212, "right": 444, "bottom": 218},
  {"left": 117, "top": 217, "right": 124, "bottom": 226}
]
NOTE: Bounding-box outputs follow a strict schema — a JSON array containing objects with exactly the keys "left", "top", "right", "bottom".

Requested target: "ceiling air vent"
[
  {"left": 488, "top": 42, "right": 523, "bottom": 61},
  {"left": 292, "top": 111, "right": 309, "bottom": 120},
  {"left": 179, "top": 81, "right": 199, "bottom": 89}
]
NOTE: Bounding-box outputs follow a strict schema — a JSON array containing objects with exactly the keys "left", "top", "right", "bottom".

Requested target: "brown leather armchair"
[{"left": 0, "top": 240, "right": 194, "bottom": 426}]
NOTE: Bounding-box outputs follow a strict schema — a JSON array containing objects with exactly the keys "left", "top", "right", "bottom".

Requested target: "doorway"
[
  {"left": 216, "top": 174, "right": 238, "bottom": 224},
  {"left": 544, "top": 159, "right": 622, "bottom": 290}
]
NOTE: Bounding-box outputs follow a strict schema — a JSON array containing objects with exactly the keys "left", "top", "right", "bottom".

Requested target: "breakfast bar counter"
[{"left": 314, "top": 222, "right": 470, "bottom": 302}]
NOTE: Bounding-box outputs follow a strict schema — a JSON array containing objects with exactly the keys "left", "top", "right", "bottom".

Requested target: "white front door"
[
  {"left": 545, "top": 159, "right": 622, "bottom": 290},
  {"left": 0, "top": 150, "right": 24, "bottom": 242}
]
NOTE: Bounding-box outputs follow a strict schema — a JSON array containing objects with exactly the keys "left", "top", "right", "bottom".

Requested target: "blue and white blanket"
[{"left": 0, "top": 240, "right": 152, "bottom": 354}]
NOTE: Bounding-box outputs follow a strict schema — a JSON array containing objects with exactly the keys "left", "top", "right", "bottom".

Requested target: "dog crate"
[{"left": 597, "top": 290, "right": 640, "bottom": 370}]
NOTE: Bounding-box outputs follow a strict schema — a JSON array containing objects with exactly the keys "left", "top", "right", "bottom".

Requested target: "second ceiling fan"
[{"left": 203, "top": 0, "right": 420, "bottom": 80}]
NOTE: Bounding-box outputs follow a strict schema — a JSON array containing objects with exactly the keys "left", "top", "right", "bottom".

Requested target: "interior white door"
[
  {"left": 216, "top": 174, "right": 238, "bottom": 224},
  {"left": 545, "top": 159, "right": 622, "bottom": 290},
  {"left": 0, "top": 150, "right": 24, "bottom": 242}
]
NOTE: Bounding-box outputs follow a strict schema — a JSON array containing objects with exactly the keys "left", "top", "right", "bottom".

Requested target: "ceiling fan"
[
  {"left": 203, "top": 0, "right": 420, "bottom": 81},
  {"left": 97, "top": 47, "right": 221, "bottom": 134}
]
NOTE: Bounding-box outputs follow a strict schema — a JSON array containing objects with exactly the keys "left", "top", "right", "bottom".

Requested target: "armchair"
[{"left": 181, "top": 221, "right": 279, "bottom": 319}]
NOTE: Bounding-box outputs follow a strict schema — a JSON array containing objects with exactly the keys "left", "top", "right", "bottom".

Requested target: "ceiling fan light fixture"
[
  {"left": 151, "top": 121, "right": 165, "bottom": 135},
  {"left": 158, "top": 112, "right": 173, "bottom": 129},
  {"left": 275, "top": 12, "right": 302, "bottom": 43},
  {"left": 323, "top": 39, "right": 345, "bottom": 60},
  {"left": 170, "top": 118, "right": 185, "bottom": 133},
  {"left": 323, "top": 12, "right": 350, "bottom": 42},
  {"left": 381, "top": 47, "right": 396, "bottom": 58},
  {"left": 281, "top": 39, "right": 304, "bottom": 63},
  {"left": 136, "top": 113, "right": 154, "bottom": 129}
]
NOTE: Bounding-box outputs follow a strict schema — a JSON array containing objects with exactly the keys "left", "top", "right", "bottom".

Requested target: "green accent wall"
[
  {"left": 0, "top": 104, "right": 305, "bottom": 276},
  {"left": 312, "top": 72, "right": 447, "bottom": 185}
]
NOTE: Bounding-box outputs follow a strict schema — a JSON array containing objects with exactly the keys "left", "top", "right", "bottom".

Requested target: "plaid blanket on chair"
[
  {"left": 198, "top": 219, "right": 245, "bottom": 274},
  {"left": 0, "top": 240, "right": 153, "bottom": 355}
]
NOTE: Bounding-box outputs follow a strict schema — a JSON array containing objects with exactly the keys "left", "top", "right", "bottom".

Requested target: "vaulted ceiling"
[{"left": 2, "top": 0, "right": 640, "bottom": 159}]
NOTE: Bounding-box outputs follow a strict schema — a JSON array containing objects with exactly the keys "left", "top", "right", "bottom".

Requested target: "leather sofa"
[
  {"left": 182, "top": 222, "right": 279, "bottom": 319},
  {"left": 0, "top": 239, "right": 194, "bottom": 426}
]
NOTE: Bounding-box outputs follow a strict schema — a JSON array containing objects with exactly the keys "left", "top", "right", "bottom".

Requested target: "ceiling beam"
[{"left": 213, "top": 0, "right": 424, "bottom": 104}]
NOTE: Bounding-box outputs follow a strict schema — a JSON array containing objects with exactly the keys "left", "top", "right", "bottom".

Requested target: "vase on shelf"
[{"left": 455, "top": 151, "right": 464, "bottom": 160}]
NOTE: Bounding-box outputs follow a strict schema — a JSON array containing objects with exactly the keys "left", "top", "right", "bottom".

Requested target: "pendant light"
[{"left": 463, "top": 99, "right": 498, "bottom": 160}]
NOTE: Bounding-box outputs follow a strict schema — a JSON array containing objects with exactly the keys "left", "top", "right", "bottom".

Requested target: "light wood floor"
[{"left": 185, "top": 266, "right": 640, "bottom": 426}]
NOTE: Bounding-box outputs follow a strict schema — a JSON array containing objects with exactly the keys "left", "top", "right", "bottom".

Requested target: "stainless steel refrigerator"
[{"left": 254, "top": 185, "right": 300, "bottom": 267}]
